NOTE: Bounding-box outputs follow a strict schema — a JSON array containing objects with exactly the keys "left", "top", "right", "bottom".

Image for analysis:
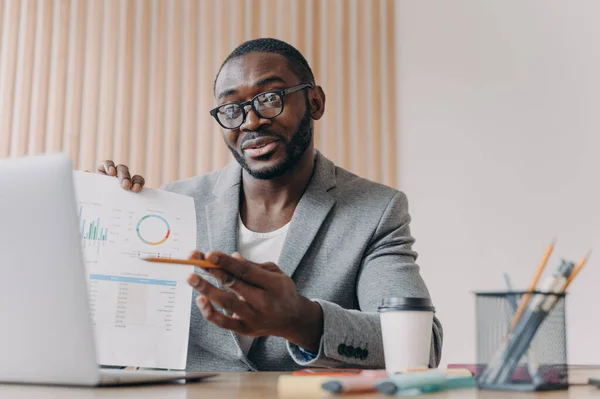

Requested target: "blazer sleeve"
[{"left": 286, "top": 191, "right": 443, "bottom": 368}]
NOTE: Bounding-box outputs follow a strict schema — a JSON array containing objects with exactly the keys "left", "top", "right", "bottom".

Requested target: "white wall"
[{"left": 395, "top": 0, "right": 600, "bottom": 366}]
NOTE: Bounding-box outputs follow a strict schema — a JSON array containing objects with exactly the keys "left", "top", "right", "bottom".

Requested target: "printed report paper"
[{"left": 73, "top": 171, "right": 195, "bottom": 370}]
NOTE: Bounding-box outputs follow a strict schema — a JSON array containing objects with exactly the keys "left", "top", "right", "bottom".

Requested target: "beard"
[{"left": 227, "top": 107, "right": 313, "bottom": 180}]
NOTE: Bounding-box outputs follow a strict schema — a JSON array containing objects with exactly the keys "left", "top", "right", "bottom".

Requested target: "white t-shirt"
[{"left": 235, "top": 214, "right": 290, "bottom": 356}]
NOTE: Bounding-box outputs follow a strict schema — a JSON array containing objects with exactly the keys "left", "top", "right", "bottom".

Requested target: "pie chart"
[{"left": 136, "top": 214, "right": 171, "bottom": 245}]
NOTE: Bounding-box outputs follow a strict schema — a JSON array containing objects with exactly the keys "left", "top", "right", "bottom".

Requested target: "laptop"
[{"left": 0, "top": 153, "right": 216, "bottom": 386}]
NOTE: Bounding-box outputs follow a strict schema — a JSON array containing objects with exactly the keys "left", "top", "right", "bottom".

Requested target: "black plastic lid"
[{"left": 377, "top": 297, "right": 435, "bottom": 312}]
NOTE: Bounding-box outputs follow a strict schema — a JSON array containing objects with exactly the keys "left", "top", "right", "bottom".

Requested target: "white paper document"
[{"left": 73, "top": 171, "right": 196, "bottom": 370}]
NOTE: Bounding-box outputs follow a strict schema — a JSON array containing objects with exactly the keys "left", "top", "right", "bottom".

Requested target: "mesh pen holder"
[{"left": 474, "top": 291, "right": 568, "bottom": 391}]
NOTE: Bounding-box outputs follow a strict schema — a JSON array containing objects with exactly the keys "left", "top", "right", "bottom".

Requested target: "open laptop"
[{"left": 0, "top": 153, "right": 216, "bottom": 386}]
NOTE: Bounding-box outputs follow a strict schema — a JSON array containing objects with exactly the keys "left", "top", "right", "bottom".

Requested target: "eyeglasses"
[{"left": 209, "top": 83, "right": 314, "bottom": 129}]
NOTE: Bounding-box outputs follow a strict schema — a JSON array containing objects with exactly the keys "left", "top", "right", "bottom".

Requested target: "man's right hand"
[{"left": 96, "top": 160, "right": 145, "bottom": 192}]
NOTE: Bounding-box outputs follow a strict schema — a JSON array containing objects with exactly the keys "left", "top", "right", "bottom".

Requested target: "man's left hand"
[{"left": 186, "top": 250, "right": 324, "bottom": 353}]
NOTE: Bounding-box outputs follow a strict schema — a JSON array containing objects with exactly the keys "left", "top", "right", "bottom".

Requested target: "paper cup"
[{"left": 378, "top": 297, "right": 435, "bottom": 374}]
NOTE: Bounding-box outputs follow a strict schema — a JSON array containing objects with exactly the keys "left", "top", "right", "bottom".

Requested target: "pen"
[
  {"left": 503, "top": 273, "right": 543, "bottom": 386},
  {"left": 375, "top": 371, "right": 474, "bottom": 395},
  {"left": 142, "top": 257, "right": 220, "bottom": 269},
  {"left": 321, "top": 375, "right": 386, "bottom": 394}
]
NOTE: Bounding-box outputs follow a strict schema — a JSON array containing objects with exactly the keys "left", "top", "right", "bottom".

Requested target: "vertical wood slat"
[
  {"left": 249, "top": 0, "right": 260, "bottom": 40},
  {"left": 130, "top": 0, "right": 150, "bottom": 175},
  {"left": 0, "top": 0, "right": 20, "bottom": 158},
  {"left": 11, "top": 0, "right": 37, "bottom": 157},
  {"left": 63, "top": 0, "right": 86, "bottom": 163},
  {"left": 179, "top": 0, "right": 199, "bottom": 179},
  {"left": 211, "top": 0, "right": 229, "bottom": 172},
  {"left": 317, "top": 0, "right": 327, "bottom": 150},
  {"left": 0, "top": 1, "right": 4, "bottom": 56},
  {"left": 231, "top": 0, "right": 245, "bottom": 51},
  {"left": 263, "top": 0, "right": 276, "bottom": 37},
  {"left": 1, "top": 0, "right": 397, "bottom": 188},
  {"left": 323, "top": 0, "right": 336, "bottom": 155},
  {"left": 28, "top": 0, "right": 53, "bottom": 155},
  {"left": 384, "top": 0, "right": 397, "bottom": 187},
  {"left": 197, "top": 0, "right": 215, "bottom": 176},
  {"left": 146, "top": 0, "right": 167, "bottom": 186},
  {"left": 310, "top": 0, "right": 320, "bottom": 147},
  {"left": 347, "top": 0, "right": 357, "bottom": 173},
  {"left": 278, "top": 0, "right": 292, "bottom": 43},
  {"left": 294, "top": 0, "right": 306, "bottom": 54},
  {"left": 370, "top": 0, "right": 382, "bottom": 183},
  {"left": 339, "top": 0, "right": 350, "bottom": 170},
  {"left": 289, "top": 0, "right": 297, "bottom": 45},
  {"left": 78, "top": 0, "right": 102, "bottom": 171},
  {"left": 113, "top": 0, "right": 135, "bottom": 166},
  {"left": 45, "top": 0, "right": 69, "bottom": 153},
  {"left": 96, "top": 0, "right": 119, "bottom": 165},
  {"left": 354, "top": 0, "right": 367, "bottom": 178},
  {"left": 162, "top": 0, "right": 183, "bottom": 183}
]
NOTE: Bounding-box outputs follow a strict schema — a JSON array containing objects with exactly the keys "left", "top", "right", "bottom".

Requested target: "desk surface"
[{"left": 0, "top": 372, "right": 598, "bottom": 399}]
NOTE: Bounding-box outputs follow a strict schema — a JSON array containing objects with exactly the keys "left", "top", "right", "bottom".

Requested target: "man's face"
[{"left": 214, "top": 53, "right": 313, "bottom": 180}]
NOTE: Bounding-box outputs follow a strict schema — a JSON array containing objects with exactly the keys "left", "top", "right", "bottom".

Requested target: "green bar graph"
[{"left": 79, "top": 206, "right": 108, "bottom": 243}]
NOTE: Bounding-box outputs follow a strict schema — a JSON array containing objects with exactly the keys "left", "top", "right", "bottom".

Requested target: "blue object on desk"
[{"left": 375, "top": 371, "right": 475, "bottom": 396}]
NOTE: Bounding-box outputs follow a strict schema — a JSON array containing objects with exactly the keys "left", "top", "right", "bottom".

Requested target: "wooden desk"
[{"left": 0, "top": 372, "right": 597, "bottom": 399}]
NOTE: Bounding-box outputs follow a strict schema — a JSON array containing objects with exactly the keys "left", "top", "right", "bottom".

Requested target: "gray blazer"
[{"left": 163, "top": 150, "right": 443, "bottom": 371}]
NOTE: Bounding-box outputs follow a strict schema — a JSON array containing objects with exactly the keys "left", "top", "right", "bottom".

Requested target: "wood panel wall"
[{"left": 0, "top": 0, "right": 397, "bottom": 187}]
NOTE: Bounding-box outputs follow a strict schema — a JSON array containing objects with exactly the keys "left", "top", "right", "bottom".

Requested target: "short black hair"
[{"left": 213, "top": 38, "right": 315, "bottom": 93}]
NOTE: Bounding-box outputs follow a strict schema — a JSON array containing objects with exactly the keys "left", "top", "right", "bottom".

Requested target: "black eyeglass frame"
[{"left": 209, "top": 82, "right": 314, "bottom": 129}]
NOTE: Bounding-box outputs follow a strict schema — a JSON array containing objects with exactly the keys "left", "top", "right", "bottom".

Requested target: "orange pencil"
[
  {"left": 509, "top": 239, "right": 555, "bottom": 330},
  {"left": 563, "top": 251, "right": 591, "bottom": 290},
  {"left": 142, "top": 257, "right": 220, "bottom": 269}
]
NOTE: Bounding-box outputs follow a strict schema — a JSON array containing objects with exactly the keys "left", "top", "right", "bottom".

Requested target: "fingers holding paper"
[
  {"left": 96, "top": 160, "right": 145, "bottom": 192},
  {"left": 97, "top": 160, "right": 117, "bottom": 176}
]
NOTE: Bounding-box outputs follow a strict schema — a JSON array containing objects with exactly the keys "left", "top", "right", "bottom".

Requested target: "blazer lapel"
[
  {"left": 277, "top": 151, "right": 337, "bottom": 278},
  {"left": 205, "top": 161, "right": 241, "bottom": 257},
  {"left": 203, "top": 151, "right": 338, "bottom": 279},
  {"left": 204, "top": 162, "right": 260, "bottom": 369}
]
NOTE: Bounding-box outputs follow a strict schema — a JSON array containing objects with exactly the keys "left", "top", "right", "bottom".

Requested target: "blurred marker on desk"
[
  {"left": 320, "top": 369, "right": 471, "bottom": 395},
  {"left": 321, "top": 374, "right": 387, "bottom": 394},
  {"left": 375, "top": 370, "right": 475, "bottom": 395}
]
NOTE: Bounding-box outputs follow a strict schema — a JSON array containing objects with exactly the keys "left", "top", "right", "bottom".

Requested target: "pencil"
[
  {"left": 509, "top": 239, "right": 555, "bottom": 330},
  {"left": 563, "top": 251, "right": 591, "bottom": 290},
  {"left": 142, "top": 257, "right": 220, "bottom": 269}
]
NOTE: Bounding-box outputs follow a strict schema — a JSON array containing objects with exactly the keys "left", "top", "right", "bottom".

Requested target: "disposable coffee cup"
[{"left": 378, "top": 297, "right": 435, "bottom": 374}]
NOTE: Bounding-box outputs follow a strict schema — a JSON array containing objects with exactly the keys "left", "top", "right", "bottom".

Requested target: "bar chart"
[
  {"left": 78, "top": 203, "right": 111, "bottom": 255},
  {"left": 79, "top": 205, "right": 108, "bottom": 241},
  {"left": 76, "top": 195, "right": 189, "bottom": 261}
]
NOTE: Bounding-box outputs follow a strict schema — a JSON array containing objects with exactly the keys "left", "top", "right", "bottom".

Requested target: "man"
[{"left": 98, "top": 38, "right": 443, "bottom": 371}]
